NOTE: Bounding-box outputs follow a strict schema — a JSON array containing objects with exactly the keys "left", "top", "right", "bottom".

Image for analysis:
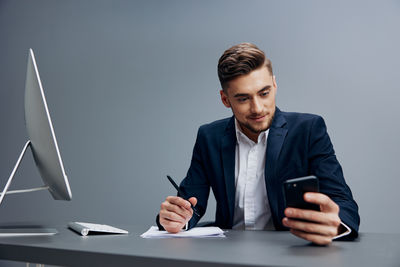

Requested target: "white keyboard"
[{"left": 68, "top": 222, "right": 129, "bottom": 236}]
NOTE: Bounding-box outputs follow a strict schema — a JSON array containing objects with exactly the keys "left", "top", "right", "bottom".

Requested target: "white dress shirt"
[{"left": 232, "top": 119, "right": 274, "bottom": 230}]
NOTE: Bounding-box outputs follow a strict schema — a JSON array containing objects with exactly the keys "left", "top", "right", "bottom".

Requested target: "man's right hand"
[{"left": 159, "top": 196, "right": 197, "bottom": 233}]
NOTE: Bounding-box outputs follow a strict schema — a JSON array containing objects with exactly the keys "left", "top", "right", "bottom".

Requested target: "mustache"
[{"left": 247, "top": 112, "right": 268, "bottom": 119}]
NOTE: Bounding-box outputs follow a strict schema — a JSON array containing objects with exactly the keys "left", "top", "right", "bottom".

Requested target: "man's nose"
[{"left": 250, "top": 97, "right": 262, "bottom": 114}]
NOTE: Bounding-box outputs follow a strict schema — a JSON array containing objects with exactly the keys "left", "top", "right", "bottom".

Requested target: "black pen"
[{"left": 166, "top": 175, "right": 200, "bottom": 217}]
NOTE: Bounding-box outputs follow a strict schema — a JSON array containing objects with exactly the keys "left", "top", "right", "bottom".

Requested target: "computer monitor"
[{"left": 0, "top": 49, "right": 72, "bottom": 215}]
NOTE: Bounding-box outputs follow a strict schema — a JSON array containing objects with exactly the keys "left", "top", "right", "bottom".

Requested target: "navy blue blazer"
[{"left": 162, "top": 107, "right": 360, "bottom": 238}]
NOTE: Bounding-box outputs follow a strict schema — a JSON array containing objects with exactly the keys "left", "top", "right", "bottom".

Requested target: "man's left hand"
[{"left": 282, "top": 192, "right": 341, "bottom": 245}]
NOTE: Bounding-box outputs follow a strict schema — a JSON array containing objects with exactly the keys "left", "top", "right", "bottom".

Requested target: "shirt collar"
[{"left": 234, "top": 118, "right": 269, "bottom": 145}]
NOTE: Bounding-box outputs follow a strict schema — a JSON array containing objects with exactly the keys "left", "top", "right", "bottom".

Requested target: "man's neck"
[
  {"left": 235, "top": 120, "right": 264, "bottom": 143},
  {"left": 242, "top": 128, "right": 260, "bottom": 143}
]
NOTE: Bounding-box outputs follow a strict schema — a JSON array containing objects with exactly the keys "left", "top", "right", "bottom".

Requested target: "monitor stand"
[{"left": 0, "top": 140, "right": 57, "bottom": 236}]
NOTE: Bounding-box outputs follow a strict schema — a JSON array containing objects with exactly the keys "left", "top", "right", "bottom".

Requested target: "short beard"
[{"left": 239, "top": 113, "right": 274, "bottom": 134}]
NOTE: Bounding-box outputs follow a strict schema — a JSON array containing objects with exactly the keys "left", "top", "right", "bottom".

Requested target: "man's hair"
[{"left": 217, "top": 43, "right": 273, "bottom": 91}]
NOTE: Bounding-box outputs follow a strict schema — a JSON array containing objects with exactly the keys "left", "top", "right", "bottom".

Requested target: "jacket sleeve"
[
  {"left": 156, "top": 126, "right": 210, "bottom": 230},
  {"left": 179, "top": 126, "right": 211, "bottom": 229},
  {"left": 308, "top": 116, "right": 360, "bottom": 240}
]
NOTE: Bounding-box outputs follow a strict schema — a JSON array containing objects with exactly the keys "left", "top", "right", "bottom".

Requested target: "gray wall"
[{"left": 1, "top": 0, "right": 399, "bottom": 248}]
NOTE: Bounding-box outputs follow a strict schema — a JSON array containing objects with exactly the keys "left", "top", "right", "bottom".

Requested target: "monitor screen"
[{"left": 24, "top": 49, "right": 72, "bottom": 200}]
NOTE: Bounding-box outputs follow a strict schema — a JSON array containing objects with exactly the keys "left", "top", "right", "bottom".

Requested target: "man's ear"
[
  {"left": 220, "top": 90, "right": 231, "bottom": 108},
  {"left": 273, "top": 75, "right": 277, "bottom": 90}
]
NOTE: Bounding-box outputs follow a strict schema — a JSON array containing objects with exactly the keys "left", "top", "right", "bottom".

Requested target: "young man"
[{"left": 157, "top": 43, "right": 360, "bottom": 245}]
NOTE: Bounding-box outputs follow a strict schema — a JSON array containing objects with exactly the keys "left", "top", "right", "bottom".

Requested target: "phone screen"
[{"left": 283, "top": 175, "right": 320, "bottom": 211}]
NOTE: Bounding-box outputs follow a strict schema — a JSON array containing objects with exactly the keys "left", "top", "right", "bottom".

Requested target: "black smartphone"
[{"left": 283, "top": 175, "right": 320, "bottom": 211}]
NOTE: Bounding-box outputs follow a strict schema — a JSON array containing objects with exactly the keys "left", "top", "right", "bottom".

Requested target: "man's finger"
[
  {"left": 290, "top": 229, "right": 332, "bottom": 245},
  {"left": 188, "top": 197, "right": 197, "bottom": 207},
  {"left": 160, "top": 209, "right": 185, "bottom": 223},
  {"left": 304, "top": 193, "right": 339, "bottom": 213},
  {"left": 168, "top": 202, "right": 193, "bottom": 219},
  {"left": 160, "top": 218, "right": 185, "bottom": 234},
  {"left": 166, "top": 196, "right": 192, "bottom": 210},
  {"left": 160, "top": 210, "right": 186, "bottom": 224},
  {"left": 161, "top": 200, "right": 193, "bottom": 219},
  {"left": 283, "top": 217, "right": 339, "bottom": 237},
  {"left": 284, "top": 208, "right": 341, "bottom": 227}
]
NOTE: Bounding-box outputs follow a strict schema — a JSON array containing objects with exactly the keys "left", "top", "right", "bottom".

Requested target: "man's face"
[{"left": 220, "top": 66, "right": 277, "bottom": 141}]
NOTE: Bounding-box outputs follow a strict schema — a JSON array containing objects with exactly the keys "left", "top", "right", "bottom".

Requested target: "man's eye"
[
  {"left": 238, "top": 97, "right": 249, "bottom": 102},
  {"left": 261, "top": 91, "right": 270, "bottom": 97}
]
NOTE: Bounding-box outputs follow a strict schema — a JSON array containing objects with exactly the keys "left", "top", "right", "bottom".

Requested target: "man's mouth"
[{"left": 248, "top": 114, "right": 267, "bottom": 122}]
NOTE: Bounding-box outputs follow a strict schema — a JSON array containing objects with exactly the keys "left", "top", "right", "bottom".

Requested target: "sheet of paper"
[{"left": 140, "top": 226, "right": 225, "bottom": 238}]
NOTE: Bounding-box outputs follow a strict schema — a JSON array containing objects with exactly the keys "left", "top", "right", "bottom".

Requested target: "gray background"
[{"left": 0, "top": 1, "right": 399, "bottom": 264}]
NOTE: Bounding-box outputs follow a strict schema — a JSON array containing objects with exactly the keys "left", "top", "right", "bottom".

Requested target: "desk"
[{"left": 0, "top": 225, "right": 399, "bottom": 267}]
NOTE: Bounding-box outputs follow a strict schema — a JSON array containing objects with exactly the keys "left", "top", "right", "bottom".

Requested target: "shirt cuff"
[
  {"left": 332, "top": 221, "right": 351, "bottom": 240},
  {"left": 183, "top": 222, "right": 188, "bottom": 231}
]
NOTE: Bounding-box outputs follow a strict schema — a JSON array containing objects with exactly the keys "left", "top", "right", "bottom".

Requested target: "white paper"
[{"left": 140, "top": 226, "right": 225, "bottom": 238}]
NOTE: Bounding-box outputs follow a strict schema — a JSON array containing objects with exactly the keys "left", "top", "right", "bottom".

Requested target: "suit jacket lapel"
[
  {"left": 265, "top": 108, "right": 288, "bottom": 226},
  {"left": 221, "top": 117, "right": 236, "bottom": 227}
]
